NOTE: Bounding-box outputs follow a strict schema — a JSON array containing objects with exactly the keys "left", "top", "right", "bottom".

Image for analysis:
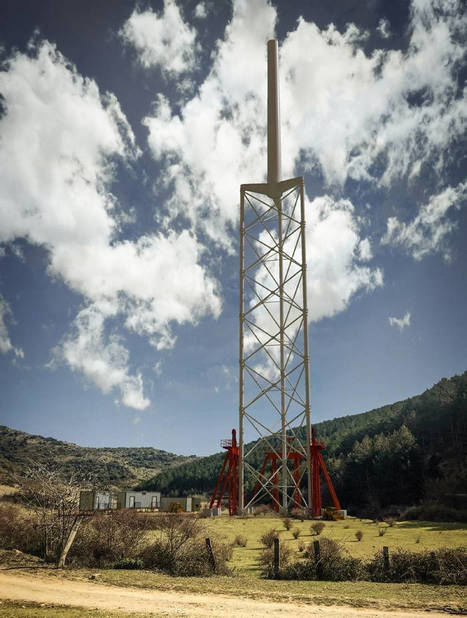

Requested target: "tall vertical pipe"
[{"left": 267, "top": 40, "right": 281, "bottom": 185}]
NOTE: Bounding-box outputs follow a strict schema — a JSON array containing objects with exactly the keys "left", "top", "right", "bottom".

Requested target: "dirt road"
[{"left": 0, "top": 571, "right": 454, "bottom": 617}]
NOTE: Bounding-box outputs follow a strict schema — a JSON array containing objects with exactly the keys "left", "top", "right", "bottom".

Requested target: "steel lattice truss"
[{"left": 239, "top": 176, "right": 312, "bottom": 511}]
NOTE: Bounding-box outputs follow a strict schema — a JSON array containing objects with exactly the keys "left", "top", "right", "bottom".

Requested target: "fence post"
[
  {"left": 205, "top": 537, "right": 216, "bottom": 572},
  {"left": 273, "top": 537, "right": 280, "bottom": 579},
  {"left": 382, "top": 546, "right": 390, "bottom": 575},
  {"left": 313, "top": 540, "right": 321, "bottom": 579}
]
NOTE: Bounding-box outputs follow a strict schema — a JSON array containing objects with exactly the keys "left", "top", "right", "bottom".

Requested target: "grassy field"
[
  {"left": 26, "top": 567, "right": 466, "bottom": 614},
  {"left": 202, "top": 514, "right": 467, "bottom": 574},
  {"left": 0, "top": 601, "right": 167, "bottom": 618}
]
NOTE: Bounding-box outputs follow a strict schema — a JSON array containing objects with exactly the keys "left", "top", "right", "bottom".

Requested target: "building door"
[
  {"left": 129, "top": 496, "right": 135, "bottom": 508},
  {"left": 151, "top": 496, "right": 158, "bottom": 508}
]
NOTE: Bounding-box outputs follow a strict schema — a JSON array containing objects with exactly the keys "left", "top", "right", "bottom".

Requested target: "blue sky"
[{"left": 0, "top": 0, "right": 465, "bottom": 455}]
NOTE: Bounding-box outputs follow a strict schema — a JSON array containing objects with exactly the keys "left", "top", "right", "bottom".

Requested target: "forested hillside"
[
  {"left": 0, "top": 426, "right": 197, "bottom": 487},
  {"left": 141, "top": 372, "right": 467, "bottom": 511}
]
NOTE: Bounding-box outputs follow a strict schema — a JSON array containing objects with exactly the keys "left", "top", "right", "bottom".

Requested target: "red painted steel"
[{"left": 209, "top": 429, "right": 239, "bottom": 516}]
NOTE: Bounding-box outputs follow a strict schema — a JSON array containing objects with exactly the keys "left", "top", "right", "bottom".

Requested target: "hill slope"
[
  {"left": 0, "top": 426, "right": 197, "bottom": 487},
  {"left": 140, "top": 372, "right": 467, "bottom": 510}
]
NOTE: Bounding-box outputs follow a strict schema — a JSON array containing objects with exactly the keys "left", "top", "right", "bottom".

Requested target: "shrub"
[
  {"left": 298, "top": 540, "right": 305, "bottom": 552},
  {"left": 378, "top": 527, "right": 386, "bottom": 537},
  {"left": 355, "top": 530, "right": 363, "bottom": 542},
  {"left": 282, "top": 517, "right": 292, "bottom": 531},
  {"left": 292, "top": 528, "right": 300, "bottom": 539},
  {"left": 415, "top": 535, "right": 421, "bottom": 543},
  {"left": 234, "top": 534, "right": 247, "bottom": 547},
  {"left": 290, "top": 508, "right": 307, "bottom": 521},
  {"left": 367, "top": 547, "right": 467, "bottom": 585},
  {"left": 260, "top": 529, "right": 279, "bottom": 549},
  {"left": 168, "top": 502, "right": 184, "bottom": 513},
  {"left": 253, "top": 505, "right": 273, "bottom": 517},
  {"left": 70, "top": 510, "right": 147, "bottom": 567},
  {"left": 385, "top": 518, "right": 395, "bottom": 527},
  {"left": 311, "top": 522, "right": 325, "bottom": 536},
  {"left": 283, "top": 537, "right": 364, "bottom": 581},
  {"left": 114, "top": 557, "right": 144, "bottom": 570},
  {"left": 137, "top": 514, "right": 231, "bottom": 576},
  {"left": 258, "top": 542, "right": 292, "bottom": 578},
  {"left": 0, "top": 504, "right": 43, "bottom": 558},
  {"left": 400, "top": 504, "right": 467, "bottom": 523}
]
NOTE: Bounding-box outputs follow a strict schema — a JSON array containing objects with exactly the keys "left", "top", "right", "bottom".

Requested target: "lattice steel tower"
[{"left": 238, "top": 40, "right": 312, "bottom": 512}]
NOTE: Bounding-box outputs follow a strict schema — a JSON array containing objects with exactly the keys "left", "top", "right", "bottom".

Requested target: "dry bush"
[
  {"left": 253, "top": 504, "right": 273, "bottom": 517},
  {"left": 311, "top": 521, "right": 325, "bottom": 536},
  {"left": 258, "top": 542, "right": 292, "bottom": 578},
  {"left": 282, "top": 517, "right": 292, "bottom": 531},
  {"left": 367, "top": 547, "right": 467, "bottom": 585},
  {"left": 260, "top": 529, "right": 279, "bottom": 549},
  {"left": 0, "top": 504, "right": 43, "bottom": 557},
  {"left": 283, "top": 537, "right": 364, "bottom": 581},
  {"left": 378, "top": 527, "right": 386, "bottom": 537},
  {"left": 70, "top": 510, "right": 147, "bottom": 567},
  {"left": 385, "top": 518, "right": 395, "bottom": 527},
  {"left": 290, "top": 508, "right": 307, "bottom": 521},
  {"left": 292, "top": 528, "right": 300, "bottom": 539},
  {"left": 355, "top": 530, "right": 363, "bottom": 542},
  {"left": 234, "top": 534, "right": 247, "bottom": 547},
  {"left": 298, "top": 540, "right": 305, "bottom": 552},
  {"left": 138, "top": 513, "right": 231, "bottom": 576}
]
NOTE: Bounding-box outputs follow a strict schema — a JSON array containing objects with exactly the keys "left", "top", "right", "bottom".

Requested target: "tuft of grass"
[
  {"left": 355, "top": 530, "right": 363, "bottom": 542},
  {"left": 292, "top": 527, "right": 300, "bottom": 539},
  {"left": 282, "top": 517, "right": 292, "bottom": 531},
  {"left": 378, "top": 527, "right": 386, "bottom": 537}
]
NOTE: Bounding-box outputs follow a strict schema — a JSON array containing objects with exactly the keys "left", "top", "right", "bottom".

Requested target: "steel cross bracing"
[{"left": 239, "top": 176, "right": 312, "bottom": 512}]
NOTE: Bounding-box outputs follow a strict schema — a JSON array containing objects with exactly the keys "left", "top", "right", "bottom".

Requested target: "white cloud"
[
  {"left": 144, "top": 0, "right": 466, "bottom": 250},
  {"left": 194, "top": 2, "right": 207, "bottom": 19},
  {"left": 306, "top": 196, "right": 383, "bottom": 322},
  {"left": 0, "top": 41, "right": 221, "bottom": 408},
  {"left": 388, "top": 311, "right": 411, "bottom": 330},
  {"left": 120, "top": 1, "right": 197, "bottom": 74},
  {"left": 377, "top": 18, "right": 391, "bottom": 39},
  {"left": 0, "top": 296, "right": 24, "bottom": 358},
  {"left": 59, "top": 303, "right": 150, "bottom": 410},
  {"left": 382, "top": 183, "right": 466, "bottom": 261}
]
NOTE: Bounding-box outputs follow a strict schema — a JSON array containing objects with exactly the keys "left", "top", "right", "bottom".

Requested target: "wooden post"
[
  {"left": 58, "top": 516, "right": 82, "bottom": 568},
  {"left": 313, "top": 540, "right": 321, "bottom": 579},
  {"left": 273, "top": 537, "right": 280, "bottom": 579},
  {"left": 205, "top": 538, "right": 216, "bottom": 572},
  {"left": 382, "top": 546, "right": 390, "bottom": 574}
]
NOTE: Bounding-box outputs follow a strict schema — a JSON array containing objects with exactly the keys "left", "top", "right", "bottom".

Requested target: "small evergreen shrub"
[{"left": 114, "top": 557, "right": 144, "bottom": 570}]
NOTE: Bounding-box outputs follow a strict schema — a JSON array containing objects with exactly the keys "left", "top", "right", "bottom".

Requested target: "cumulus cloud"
[
  {"left": 120, "top": 1, "right": 197, "bottom": 74},
  {"left": 388, "top": 311, "right": 411, "bottom": 330},
  {"left": 0, "top": 41, "right": 221, "bottom": 408},
  {"left": 0, "top": 296, "right": 24, "bottom": 358},
  {"left": 144, "top": 0, "right": 466, "bottom": 250},
  {"left": 194, "top": 2, "right": 207, "bottom": 19},
  {"left": 377, "top": 18, "right": 391, "bottom": 39},
  {"left": 382, "top": 183, "right": 467, "bottom": 261}
]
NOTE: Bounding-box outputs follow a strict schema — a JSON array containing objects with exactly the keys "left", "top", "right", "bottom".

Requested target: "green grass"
[
  {"left": 0, "top": 600, "right": 168, "bottom": 618},
  {"left": 202, "top": 514, "right": 467, "bottom": 573},
  {"left": 35, "top": 568, "right": 466, "bottom": 614}
]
